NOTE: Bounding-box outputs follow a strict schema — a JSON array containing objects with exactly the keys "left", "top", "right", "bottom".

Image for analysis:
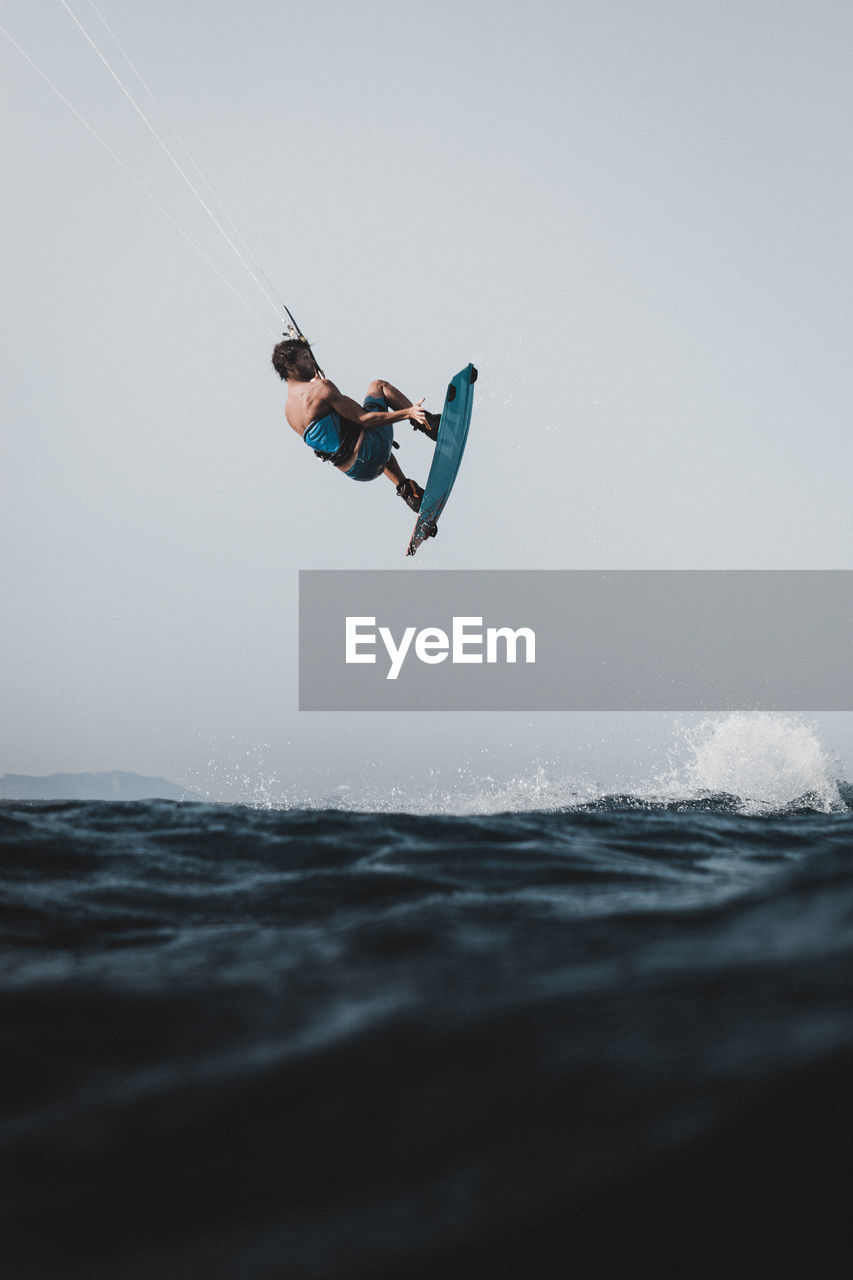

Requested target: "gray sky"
[{"left": 3, "top": 0, "right": 852, "bottom": 804}]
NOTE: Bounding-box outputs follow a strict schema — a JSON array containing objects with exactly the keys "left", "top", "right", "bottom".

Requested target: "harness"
[{"left": 311, "top": 415, "right": 362, "bottom": 467}]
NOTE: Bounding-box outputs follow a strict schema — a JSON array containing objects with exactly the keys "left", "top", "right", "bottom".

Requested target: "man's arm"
[{"left": 319, "top": 380, "right": 429, "bottom": 430}]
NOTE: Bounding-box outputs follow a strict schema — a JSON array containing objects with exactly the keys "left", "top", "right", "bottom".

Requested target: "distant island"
[{"left": 0, "top": 772, "right": 204, "bottom": 802}]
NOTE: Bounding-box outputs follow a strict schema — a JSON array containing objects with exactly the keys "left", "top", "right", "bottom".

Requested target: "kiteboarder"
[{"left": 272, "top": 338, "right": 440, "bottom": 511}]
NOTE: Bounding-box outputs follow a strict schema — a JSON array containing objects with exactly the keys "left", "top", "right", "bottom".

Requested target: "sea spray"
[
  {"left": 673, "top": 712, "right": 843, "bottom": 813},
  {"left": 183, "top": 714, "right": 846, "bottom": 816}
]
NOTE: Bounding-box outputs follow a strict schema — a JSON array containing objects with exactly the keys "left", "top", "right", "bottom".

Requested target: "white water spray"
[
  {"left": 657, "top": 713, "right": 844, "bottom": 813},
  {"left": 184, "top": 714, "right": 845, "bottom": 815}
]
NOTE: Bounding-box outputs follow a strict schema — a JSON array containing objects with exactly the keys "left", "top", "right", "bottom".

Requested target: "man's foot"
[
  {"left": 412, "top": 410, "right": 441, "bottom": 442},
  {"left": 396, "top": 478, "right": 424, "bottom": 512}
]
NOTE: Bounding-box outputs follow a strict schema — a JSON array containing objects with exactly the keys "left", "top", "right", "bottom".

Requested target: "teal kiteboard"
[{"left": 407, "top": 362, "right": 478, "bottom": 556}]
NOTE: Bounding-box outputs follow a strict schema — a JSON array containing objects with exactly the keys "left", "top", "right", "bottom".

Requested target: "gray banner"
[{"left": 299, "top": 571, "right": 853, "bottom": 711}]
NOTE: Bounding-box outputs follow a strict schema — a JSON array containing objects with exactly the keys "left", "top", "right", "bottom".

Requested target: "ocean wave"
[
  {"left": 179, "top": 714, "right": 849, "bottom": 817},
  {"left": 2, "top": 787, "right": 853, "bottom": 1279}
]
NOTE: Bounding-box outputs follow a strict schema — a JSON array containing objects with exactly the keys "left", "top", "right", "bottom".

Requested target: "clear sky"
[{"left": 3, "top": 0, "right": 852, "bottom": 804}]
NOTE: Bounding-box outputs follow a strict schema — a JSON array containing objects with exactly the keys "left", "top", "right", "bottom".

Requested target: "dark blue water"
[{"left": 2, "top": 795, "right": 853, "bottom": 1279}]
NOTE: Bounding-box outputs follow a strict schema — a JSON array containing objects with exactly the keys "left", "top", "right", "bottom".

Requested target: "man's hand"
[{"left": 407, "top": 398, "right": 430, "bottom": 429}]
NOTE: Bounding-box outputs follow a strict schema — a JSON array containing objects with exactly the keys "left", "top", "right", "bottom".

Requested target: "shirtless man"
[{"left": 271, "top": 339, "right": 441, "bottom": 511}]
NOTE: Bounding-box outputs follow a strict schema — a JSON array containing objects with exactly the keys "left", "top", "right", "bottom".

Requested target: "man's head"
[{"left": 272, "top": 338, "right": 317, "bottom": 382}]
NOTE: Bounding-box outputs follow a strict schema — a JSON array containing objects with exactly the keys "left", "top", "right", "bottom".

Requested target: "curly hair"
[{"left": 271, "top": 338, "right": 312, "bottom": 381}]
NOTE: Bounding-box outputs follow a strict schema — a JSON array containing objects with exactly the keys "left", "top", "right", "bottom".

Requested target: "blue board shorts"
[{"left": 344, "top": 394, "right": 394, "bottom": 482}]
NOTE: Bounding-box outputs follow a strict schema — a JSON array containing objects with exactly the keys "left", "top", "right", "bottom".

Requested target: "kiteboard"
[{"left": 406, "top": 363, "right": 478, "bottom": 556}]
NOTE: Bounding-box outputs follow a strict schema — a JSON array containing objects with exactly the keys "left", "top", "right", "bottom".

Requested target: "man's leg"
[
  {"left": 383, "top": 451, "right": 422, "bottom": 500},
  {"left": 365, "top": 382, "right": 414, "bottom": 488},
  {"left": 366, "top": 379, "right": 440, "bottom": 448},
  {"left": 365, "top": 379, "right": 413, "bottom": 413},
  {"left": 382, "top": 452, "right": 423, "bottom": 511},
  {"left": 383, "top": 453, "right": 406, "bottom": 485}
]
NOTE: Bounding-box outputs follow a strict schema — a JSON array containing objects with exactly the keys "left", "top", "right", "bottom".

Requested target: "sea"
[{"left": 2, "top": 716, "right": 853, "bottom": 1279}]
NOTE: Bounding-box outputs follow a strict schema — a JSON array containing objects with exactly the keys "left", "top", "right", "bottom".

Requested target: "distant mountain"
[{"left": 0, "top": 772, "right": 203, "bottom": 802}]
